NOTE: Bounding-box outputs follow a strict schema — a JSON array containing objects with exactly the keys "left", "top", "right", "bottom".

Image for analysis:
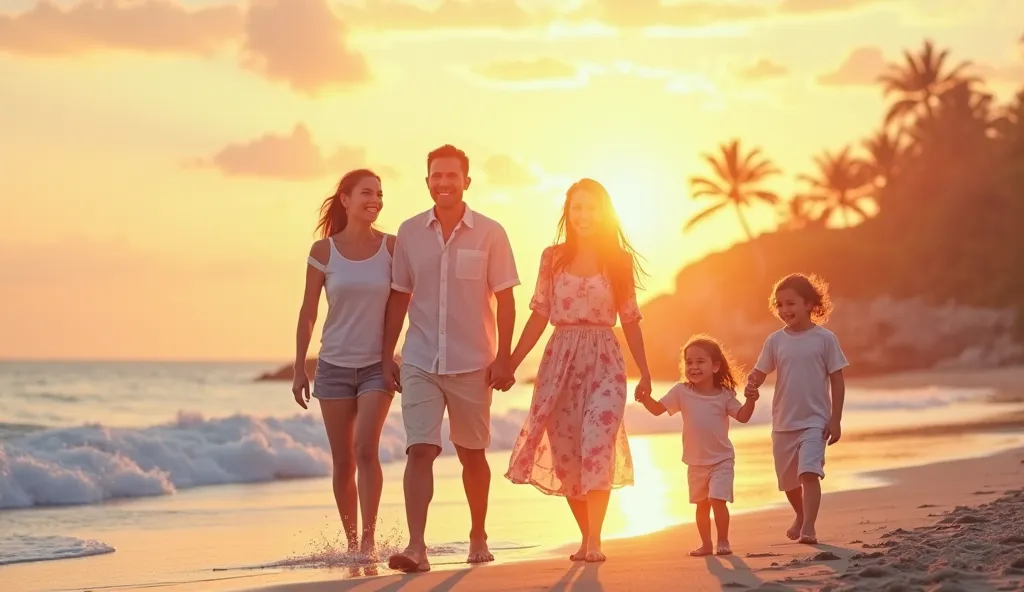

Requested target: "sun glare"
[{"left": 599, "top": 170, "right": 664, "bottom": 242}]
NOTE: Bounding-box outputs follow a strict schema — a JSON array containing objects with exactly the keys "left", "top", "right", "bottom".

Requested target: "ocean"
[{"left": 1, "top": 360, "right": 1022, "bottom": 592}]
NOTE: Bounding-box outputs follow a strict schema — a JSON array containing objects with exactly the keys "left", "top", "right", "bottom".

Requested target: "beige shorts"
[
  {"left": 687, "top": 458, "right": 735, "bottom": 503},
  {"left": 400, "top": 364, "right": 491, "bottom": 452},
  {"left": 772, "top": 427, "right": 826, "bottom": 492}
]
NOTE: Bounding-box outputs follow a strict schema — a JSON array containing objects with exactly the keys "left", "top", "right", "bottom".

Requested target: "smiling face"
[
  {"left": 426, "top": 156, "right": 471, "bottom": 209},
  {"left": 342, "top": 175, "right": 383, "bottom": 225},
  {"left": 567, "top": 188, "right": 603, "bottom": 239},
  {"left": 774, "top": 288, "right": 814, "bottom": 329},
  {"left": 684, "top": 344, "right": 719, "bottom": 389}
]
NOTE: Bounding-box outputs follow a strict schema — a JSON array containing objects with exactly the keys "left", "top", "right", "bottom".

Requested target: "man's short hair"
[{"left": 427, "top": 144, "right": 469, "bottom": 176}]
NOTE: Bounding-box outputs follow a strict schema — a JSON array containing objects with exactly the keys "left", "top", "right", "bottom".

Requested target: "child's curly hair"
[
  {"left": 680, "top": 334, "right": 742, "bottom": 391},
  {"left": 769, "top": 273, "right": 833, "bottom": 324}
]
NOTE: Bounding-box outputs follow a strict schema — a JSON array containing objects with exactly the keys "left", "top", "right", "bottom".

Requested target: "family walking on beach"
[{"left": 290, "top": 144, "right": 849, "bottom": 573}]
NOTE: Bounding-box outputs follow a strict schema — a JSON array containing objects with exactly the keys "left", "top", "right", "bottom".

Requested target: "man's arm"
[{"left": 488, "top": 288, "right": 516, "bottom": 390}]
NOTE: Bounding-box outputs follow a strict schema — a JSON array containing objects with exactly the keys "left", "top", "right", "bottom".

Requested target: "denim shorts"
[{"left": 313, "top": 359, "right": 389, "bottom": 400}]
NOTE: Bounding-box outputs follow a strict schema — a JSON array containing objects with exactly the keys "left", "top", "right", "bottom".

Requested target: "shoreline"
[{"left": 246, "top": 444, "right": 1024, "bottom": 592}]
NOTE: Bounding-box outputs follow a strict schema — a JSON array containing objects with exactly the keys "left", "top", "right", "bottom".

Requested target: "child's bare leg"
[
  {"left": 798, "top": 473, "right": 821, "bottom": 543},
  {"left": 690, "top": 501, "right": 713, "bottom": 556},
  {"left": 709, "top": 499, "right": 731, "bottom": 554},
  {"left": 784, "top": 488, "right": 803, "bottom": 540},
  {"left": 566, "top": 496, "right": 589, "bottom": 560}
]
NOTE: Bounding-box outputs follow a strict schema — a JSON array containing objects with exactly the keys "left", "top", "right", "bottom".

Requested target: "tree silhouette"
[
  {"left": 878, "top": 39, "right": 978, "bottom": 128},
  {"left": 797, "top": 146, "right": 873, "bottom": 228},
  {"left": 686, "top": 139, "right": 781, "bottom": 240}
]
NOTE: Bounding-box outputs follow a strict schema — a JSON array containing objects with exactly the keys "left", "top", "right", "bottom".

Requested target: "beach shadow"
[
  {"left": 550, "top": 562, "right": 604, "bottom": 592},
  {"left": 706, "top": 555, "right": 769, "bottom": 590},
  {"left": 369, "top": 568, "right": 472, "bottom": 592}
]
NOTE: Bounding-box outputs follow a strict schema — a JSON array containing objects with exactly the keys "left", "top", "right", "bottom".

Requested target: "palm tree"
[
  {"left": 777, "top": 195, "right": 822, "bottom": 231},
  {"left": 797, "top": 146, "right": 874, "bottom": 228},
  {"left": 878, "top": 39, "right": 978, "bottom": 128},
  {"left": 686, "top": 139, "right": 781, "bottom": 240},
  {"left": 862, "top": 128, "right": 905, "bottom": 191},
  {"left": 909, "top": 81, "right": 996, "bottom": 150}
]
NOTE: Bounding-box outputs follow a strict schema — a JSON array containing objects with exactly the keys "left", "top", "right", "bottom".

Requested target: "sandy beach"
[
  {"left": 3, "top": 365, "right": 1024, "bottom": 592},
  {"left": 249, "top": 446, "right": 1024, "bottom": 592},
  {"left": 234, "top": 368, "right": 1024, "bottom": 592}
]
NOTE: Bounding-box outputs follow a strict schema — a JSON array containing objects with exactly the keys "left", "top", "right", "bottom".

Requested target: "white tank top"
[{"left": 309, "top": 235, "right": 392, "bottom": 368}]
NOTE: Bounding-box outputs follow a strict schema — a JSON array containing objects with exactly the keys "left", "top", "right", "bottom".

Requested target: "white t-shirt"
[
  {"left": 659, "top": 383, "right": 743, "bottom": 466},
  {"left": 754, "top": 325, "right": 849, "bottom": 432}
]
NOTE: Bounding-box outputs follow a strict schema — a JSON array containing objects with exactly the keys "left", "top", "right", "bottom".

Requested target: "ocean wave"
[
  {"left": 0, "top": 534, "right": 115, "bottom": 566},
  {"left": 0, "top": 386, "right": 984, "bottom": 510}
]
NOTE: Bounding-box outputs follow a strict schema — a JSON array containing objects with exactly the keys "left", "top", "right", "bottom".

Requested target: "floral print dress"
[{"left": 505, "top": 247, "right": 643, "bottom": 497}]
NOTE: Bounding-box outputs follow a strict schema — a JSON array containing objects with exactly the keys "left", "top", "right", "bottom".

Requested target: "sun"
[{"left": 597, "top": 170, "right": 664, "bottom": 242}]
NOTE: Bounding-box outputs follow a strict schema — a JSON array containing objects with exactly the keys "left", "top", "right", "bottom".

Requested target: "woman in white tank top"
[{"left": 291, "top": 169, "right": 394, "bottom": 558}]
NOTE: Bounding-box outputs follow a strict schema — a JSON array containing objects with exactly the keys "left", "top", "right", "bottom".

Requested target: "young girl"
[
  {"left": 505, "top": 178, "right": 653, "bottom": 563},
  {"left": 636, "top": 335, "right": 757, "bottom": 557},
  {"left": 291, "top": 169, "right": 395, "bottom": 558},
  {"left": 746, "top": 273, "right": 848, "bottom": 545}
]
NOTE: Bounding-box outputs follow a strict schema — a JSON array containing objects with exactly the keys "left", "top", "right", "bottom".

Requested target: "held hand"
[
  {"left": 487, "top": 356, "right": 515, "bottom": 392},
  {"left": 824, "top": 417, "right": 842, "bottom": 445},
  {"left": 382, "top": 357, "right": 402, "bottom": 394},
  {"left": 291, "top": 370, "right": 310, "bottom": 409},
  {"left": 633, "top": 374, "right": 652, "bottom": 401},
  {"left": 743, "top": 384, "right": 760, "bottom": 400},
  {"left": 746, "top": 371, "right": 764, "bottom": 388}
]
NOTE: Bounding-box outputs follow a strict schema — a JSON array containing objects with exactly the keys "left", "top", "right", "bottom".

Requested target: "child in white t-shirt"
[
  {"left": 636, "top": 335, "right": 757, "bottom": 556},
  {"left": 746, "top": 273, "right": 849, "bottom": 545}
]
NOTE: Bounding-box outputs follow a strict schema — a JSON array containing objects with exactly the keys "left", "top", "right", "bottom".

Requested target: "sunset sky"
[{"left": 2, "top": 0, "right": 1022, "bottom": 361}]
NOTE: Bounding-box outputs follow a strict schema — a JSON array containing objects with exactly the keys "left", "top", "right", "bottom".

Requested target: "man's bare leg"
[
  {"left": 388, "top": 444, "right": 437, "bottom": 572},
  {"left": 455, "top": 445, "right": 494, "bottom": 564}
]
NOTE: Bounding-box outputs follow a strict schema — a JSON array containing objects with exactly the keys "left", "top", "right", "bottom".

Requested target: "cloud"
[
  {"left": 973, "top": 61, "right": 1024, "bottom": 85},
  {"left": 817, "top": 46, "right": 886, "bottom": 86},
  {"left": 733, "top": 58, "right": 789, "bottom": 81},
  {"left": 777, "top": 0, "right": 889, "bottom": 15},
  {"left": 241, "top": 0, "right": 370, "bottom": 95},
  {"left": 338, "top": 0, "right": 547, "bottom": 31},
  {"left": 473, "top": 57, "right": 579, "bottom": 82},
  {"left": 0, "top": 0, "right": 243, "bottom": 56},
  {"left": 482, "top": 155, "right": 538, "bottom": 188},
  {"left": 189, "top": 123, "right": 385, "bottom": 181},
  {"left": 582, "top": 0, "right": 768, "bottom": 28},
  {"left": 0, "top": 0, "right": 370, "bottom": 95}
]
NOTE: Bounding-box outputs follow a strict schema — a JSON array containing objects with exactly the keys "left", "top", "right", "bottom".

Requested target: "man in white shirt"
[{"left": 382, "top": 144, "right": 520, "bottom": 573}]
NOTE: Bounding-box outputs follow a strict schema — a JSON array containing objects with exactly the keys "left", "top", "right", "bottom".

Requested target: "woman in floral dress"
[{"left": 506, "top": 178, "right": 653, "bottom": 563}]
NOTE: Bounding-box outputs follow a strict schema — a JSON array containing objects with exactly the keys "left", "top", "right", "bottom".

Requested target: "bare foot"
[
  {"left": 360, "top": 535, "right": 377, "bottom": 562},
  {"left": 388, "top": 546, "right": 430, "bottom": 573},
  {"left": 799, "top": 528, "right": 818, "bottom": 545},
  {"left": 786, "top": 516, "right": 803, "bottom": 540},
  {"left": 585, "top": 538, "right": 606, "bottom": 562},
  {"left": 570, "top": 541, "right": 587, "bottom": 561},
  {"left": 689, "top": 545, "right": 713, "bottom": 557},
  {"left": 716, "top": 541, "right": 733, "bottom": 556},
  {"left": 467, "top": 537, "right": 494, "bottom": 564}
]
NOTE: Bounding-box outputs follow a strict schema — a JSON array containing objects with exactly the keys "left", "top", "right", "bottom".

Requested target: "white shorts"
[
  {"left": 687, "top": 458, "right": 735, "bottom": 503},
  {"left": 772, "top": 427, "right": 826, "bottom": 492}
]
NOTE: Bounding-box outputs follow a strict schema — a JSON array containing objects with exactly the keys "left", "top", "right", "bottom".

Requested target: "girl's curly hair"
[
  {"left": 770, "top": 273, "right": 833, "bottom": 324},
  {"left": 680, "top": 334, "right": 742, "bottom": 391}
]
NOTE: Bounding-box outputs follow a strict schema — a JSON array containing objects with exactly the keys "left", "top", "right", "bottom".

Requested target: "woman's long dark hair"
[
  {"left": 552, "top": 178, "right": 647, "bottom": 307},
  {"left": 315, "top": 169, "right": 380, "bottom": 239}
]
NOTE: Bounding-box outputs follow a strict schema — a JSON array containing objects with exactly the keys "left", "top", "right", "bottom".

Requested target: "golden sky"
[{"left": 2, "top": 0, "right": 1022, "bottom": 361}]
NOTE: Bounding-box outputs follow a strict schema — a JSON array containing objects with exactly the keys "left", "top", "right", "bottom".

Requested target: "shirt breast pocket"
[{"left": 455, "top": 249, "right": 486, "bottom": 281}]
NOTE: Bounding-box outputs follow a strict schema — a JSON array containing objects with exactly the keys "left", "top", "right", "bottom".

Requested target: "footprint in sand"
[{"left": 745, "top": 552, "right": 781, "bottom": 558}]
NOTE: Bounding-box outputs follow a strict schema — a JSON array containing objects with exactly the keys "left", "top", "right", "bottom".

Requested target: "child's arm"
[
  {"left": 636, "top": 392, "right": 668, "bottom": 416},
  {"left": 735, "top": 392, "right": 757, "bottom": 423},
  {"left": 825, "top": 369, "right": 845, "bottom": 445}
]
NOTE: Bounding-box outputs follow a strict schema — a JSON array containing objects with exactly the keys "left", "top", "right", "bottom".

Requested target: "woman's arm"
[
  {"left": 295, "top": 241, "right": 328, "bottom": 370},
  {"left": 510, "top": 311, "right": 548, "bottom": 372}
]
